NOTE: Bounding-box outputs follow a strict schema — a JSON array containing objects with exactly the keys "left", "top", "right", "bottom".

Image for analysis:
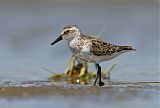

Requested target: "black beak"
[{"left": 51, "top": 35, "right": 63, "bottom": 45}]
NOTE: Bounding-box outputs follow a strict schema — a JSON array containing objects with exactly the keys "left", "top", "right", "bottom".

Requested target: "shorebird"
[{"left": 51, "top": 25, "right": 135, "bottom": 86}]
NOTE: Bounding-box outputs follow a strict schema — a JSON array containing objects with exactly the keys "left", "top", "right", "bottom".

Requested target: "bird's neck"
[{"left": 67, "top": 33, "right": 83, "bottom": 42}]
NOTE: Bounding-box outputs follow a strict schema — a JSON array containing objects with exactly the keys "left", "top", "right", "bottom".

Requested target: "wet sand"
[{"left": 0, "top": 81, "right": 159, "bottom": 97}]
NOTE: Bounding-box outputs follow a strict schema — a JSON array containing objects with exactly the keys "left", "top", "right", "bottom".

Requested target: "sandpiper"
[{"left": 51, "top": 25, "right": 135, "bottom": 86}]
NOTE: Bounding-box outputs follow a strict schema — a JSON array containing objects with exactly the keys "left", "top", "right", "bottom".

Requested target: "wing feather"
[{"left": 86, "top": 37, "right": 116, "bottom": 56}]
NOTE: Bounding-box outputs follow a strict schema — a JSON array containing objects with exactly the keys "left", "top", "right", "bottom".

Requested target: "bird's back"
[{"left": 85, "top": 35, "right": 135, "bottom": 62}]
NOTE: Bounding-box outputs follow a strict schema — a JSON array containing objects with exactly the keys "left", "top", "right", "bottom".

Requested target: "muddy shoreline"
[{"left": 0, "top": 81, "right": 159, "bottom": 97}]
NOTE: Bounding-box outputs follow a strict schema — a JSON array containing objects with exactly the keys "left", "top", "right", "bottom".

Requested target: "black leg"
[
  {"left": 96, "top": 64, "right": 105, "bottom": 86},
  {"left": 94, "top": 64, "right": 99, "bottom": 86},
  {"left": 94, "top": 74, "right": 98, "bottom": 86}
]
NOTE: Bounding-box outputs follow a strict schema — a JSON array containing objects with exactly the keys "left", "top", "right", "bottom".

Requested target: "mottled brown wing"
[
  {"left": 87, "top": 36, "right": 135, "bottom": 56},
  {"left": 90, "top": 39, "right": 119, "bottom": 56}
]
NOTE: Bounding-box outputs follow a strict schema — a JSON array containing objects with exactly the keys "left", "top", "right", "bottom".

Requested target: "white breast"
[
  {"left": 81, "top": 43, "right": 91, "bottom": 56},
  {"left": 69, "top": 38, "right": 81, "bottom": 50},
  {"left": 69, "top": 37, "right": 93, "bottom": 62}
]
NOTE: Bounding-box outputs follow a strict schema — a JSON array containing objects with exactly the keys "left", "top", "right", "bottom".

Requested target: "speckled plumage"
[
  {"left": 64, "top": 28, "right": 135, "bottom": 63},
  {"left": 51, "top": 25, "right": 136, "bottom": 86}
]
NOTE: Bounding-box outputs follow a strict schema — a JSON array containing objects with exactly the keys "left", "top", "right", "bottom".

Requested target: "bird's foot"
[{"left": 99, "top": 81, "right": 105, "bottom": 86}]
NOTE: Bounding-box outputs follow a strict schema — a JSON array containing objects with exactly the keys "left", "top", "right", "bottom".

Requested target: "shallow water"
[
  {"left": 0, "top": 0, "right": 159, "bottom": 108},
  {"left": 0, "top": 81, "right": 159, "bottom": 108}
]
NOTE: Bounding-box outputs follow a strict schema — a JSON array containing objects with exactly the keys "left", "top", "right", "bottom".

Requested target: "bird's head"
[{"left": 51, "top": 25, "right": 81, "bottom": 45}]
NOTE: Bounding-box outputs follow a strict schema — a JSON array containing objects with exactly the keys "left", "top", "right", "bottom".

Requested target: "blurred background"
[
  {"left": 0, "top": 0, "right": 159, "bottom": 82},
  {"left": 0, "top": 0, "right": 159, "bottom": 108}
]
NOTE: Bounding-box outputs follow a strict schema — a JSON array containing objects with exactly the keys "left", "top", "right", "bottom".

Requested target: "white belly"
[{"left": 72, "top": 49, "right": 129, "bottom": 63}]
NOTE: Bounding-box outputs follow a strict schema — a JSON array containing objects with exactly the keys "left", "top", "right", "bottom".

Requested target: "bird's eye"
[{"left": 64, "top": 30, "right": 69, "bottom": 34}]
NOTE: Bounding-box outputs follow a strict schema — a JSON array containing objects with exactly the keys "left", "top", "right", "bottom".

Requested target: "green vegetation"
[{"left": 49, "top": 56, "right": 116, "bottom": 85}]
